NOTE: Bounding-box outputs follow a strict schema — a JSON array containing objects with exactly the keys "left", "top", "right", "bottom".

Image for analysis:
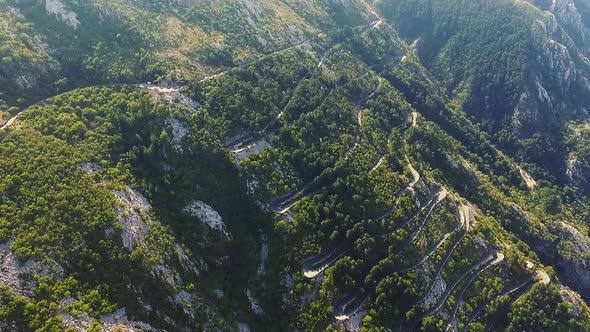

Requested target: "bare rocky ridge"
[
  {"left": 552, "top": 222, "right": 590, "bottom": 297},
  {"left": 539, "top": 0, "right": 590, "bottom": 50},
  {"left": 113, "top": 186, "right": 152, "bottom": 252},
  {"left": 183, "top": 200, "right": 232, "bottom": 239},
  {"left": 519, "top": 166, "right": 538, "bottom": 190},
  {"left": 0, "top": 242, "right": 63, "bottom": 298},
  {"left": 61, "top": 308, "right": 157, "bottom": 332},
  {"left": 45, "top": 0, "right": 80, "bottom": 29},
  {"left": 111, "top": 186, "right": 223, "bottom": 327},
  {"left": 0, "top": 238, "right": 159, "bottom": 331},
  {"left": 567, "top": 158, "right": 588, "bottom": 186}
]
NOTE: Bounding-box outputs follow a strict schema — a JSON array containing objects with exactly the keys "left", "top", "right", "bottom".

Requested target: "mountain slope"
[
  {"left": 380, "top": 0, "right": 590, "bottom": 189},
  {"left": 2, "top": 0, "right": 590, "bottom": 331}
]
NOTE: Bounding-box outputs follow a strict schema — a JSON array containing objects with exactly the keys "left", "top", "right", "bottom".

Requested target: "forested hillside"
[{"left": 3, "top": 0, "right": 590, "bottom": 331}]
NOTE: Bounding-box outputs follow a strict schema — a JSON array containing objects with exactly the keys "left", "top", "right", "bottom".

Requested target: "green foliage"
[
  {"left": 3, "top": 1, "right": 590, "bottom": 331},
  {"left": 507, "top": 284, "right": 584, "bottom": 332}
]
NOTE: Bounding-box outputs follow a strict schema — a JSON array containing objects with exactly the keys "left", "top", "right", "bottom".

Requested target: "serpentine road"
[
  {"left": 461, "top": 277, "right": 534, "bottom": 332},
  {"left": 303, "top": 246, "right": 350, "bottom": 278},
  {"left": 445, "top": 252, "right": 505, "bottom": 331},
  {"left": 2, "top": 32, "right": 334, "bottom": 133}
]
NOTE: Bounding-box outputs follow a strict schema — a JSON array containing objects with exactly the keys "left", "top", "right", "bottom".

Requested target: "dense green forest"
[{"left": 3, "top": 0, "right": 590, "bottom": 331}]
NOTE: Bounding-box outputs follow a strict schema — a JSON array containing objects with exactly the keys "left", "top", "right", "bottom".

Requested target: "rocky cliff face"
[
  {"left": 566, "top": 158, "right": 589, "bottom": 187},
  {"left": 536, "top": 0, "right": 590, "bottom": 53},
  {"left": 508, "top": 11, "right": 578, "bottom": 136},
  {"left": 553, "top": 222, "right": 590, "bottom": 300}
]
